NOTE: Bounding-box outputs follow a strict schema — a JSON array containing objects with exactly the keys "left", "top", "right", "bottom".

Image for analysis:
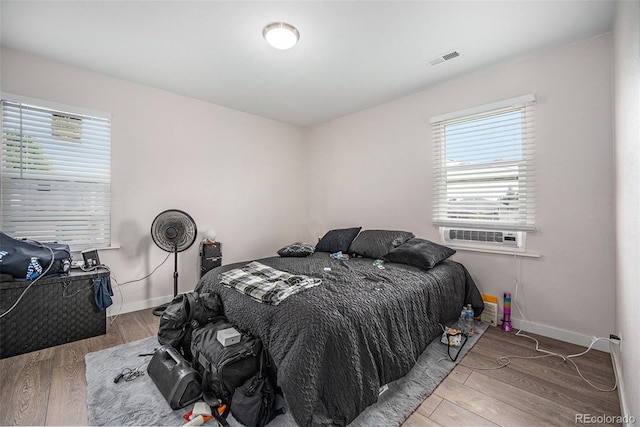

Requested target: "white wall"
[
  {"left": 0, "top": 34, "right": 619, "bottom": 349},
  {"left": 613, "top": 0, "right": 640, "bottom": 421},
  {"left": 307, "top": 35, "right": 616, "bottom": 342},
  {"left": 1, "top": 47, "right": 308, "bottom": 313}
]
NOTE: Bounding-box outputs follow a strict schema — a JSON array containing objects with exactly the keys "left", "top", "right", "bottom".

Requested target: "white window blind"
[
  {"left": 431, "top": 95, "right": 536, "bottom": 231},
  {"left": 1, "top": 98, "right": 111, "bottom": 251}
]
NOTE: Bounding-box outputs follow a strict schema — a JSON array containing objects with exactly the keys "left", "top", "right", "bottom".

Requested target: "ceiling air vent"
[{"left": 428, "top": 51, "right": 461, "bottom": 66}]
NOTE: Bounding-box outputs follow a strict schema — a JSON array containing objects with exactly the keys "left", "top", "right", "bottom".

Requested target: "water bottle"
[
  {"left": 465, "top": 304, "right": 475, "bottom": 334},
  {"left": 457, "top": 309, "right": 467, "bottom": 334},
  {"left": 330, "top": 251, "right": 349, "bottom": 260}
]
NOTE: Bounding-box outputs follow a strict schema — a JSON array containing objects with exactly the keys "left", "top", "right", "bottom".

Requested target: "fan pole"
[
  {"left": 173, "top": 245, "right": 179, "bottom": 298},
  {"left": 153, "top": 245, "right": 180, "bottom": 316}
]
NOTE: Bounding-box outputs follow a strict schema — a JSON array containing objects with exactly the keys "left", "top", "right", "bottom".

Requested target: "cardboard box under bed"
[{"left": 0, "top": 269, "right": 109, "bottom": 359}]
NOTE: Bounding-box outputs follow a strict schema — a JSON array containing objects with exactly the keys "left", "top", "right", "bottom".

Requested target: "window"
[
  {"left": 431, "top": 94, "right": 535, "bottom": 232},
  {"left": 1, "top": 96, "right": 111, "bottom": 251}
]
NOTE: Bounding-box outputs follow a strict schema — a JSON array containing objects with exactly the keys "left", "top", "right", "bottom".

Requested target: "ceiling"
[{"left": 0, "top": 1, "right": 615, "bottom": 127}]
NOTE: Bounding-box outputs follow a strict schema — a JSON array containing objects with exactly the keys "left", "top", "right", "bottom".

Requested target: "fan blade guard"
[{"left": 151, "top": 209, "right": 198, "bottom": 253}]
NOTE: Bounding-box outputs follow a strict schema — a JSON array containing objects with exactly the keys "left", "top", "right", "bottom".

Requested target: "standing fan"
[{"left": 151, "top": 209, "right": 197, "bottom": 316}]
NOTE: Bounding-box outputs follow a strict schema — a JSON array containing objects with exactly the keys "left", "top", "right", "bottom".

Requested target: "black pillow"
[
  {"left": 348, "top": 230, "right": 415, "bottom": 259},
  {"left": 277, "top": 242, "right": 315, "bottom": 257},
  {"left": 384, "top": 238, "right": 456, "bottom": 270},
  {"left": 315, "top": 227, "right": 361, "bottom": 253}
]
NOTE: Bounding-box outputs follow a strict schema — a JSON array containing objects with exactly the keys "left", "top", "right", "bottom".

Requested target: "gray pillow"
[
  {"left": 277, "top": 242, "right": 315, "bottom": 257},
  {"left": 384, "top": 238, "right": 456, "bottom": 269},
  {"left": 348, "top": 230, "right": 415, "bottom": 259},
  {"left": 315, "top": 227, "right": 361, "bottom": 253}
]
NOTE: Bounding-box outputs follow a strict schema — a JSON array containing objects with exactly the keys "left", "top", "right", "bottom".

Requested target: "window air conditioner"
[{"left": 441, "top": 228, "right": 524, "bottom": 250}]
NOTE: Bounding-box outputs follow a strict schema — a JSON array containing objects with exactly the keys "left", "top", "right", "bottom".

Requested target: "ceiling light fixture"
[{"left": 263, "top": 22, "right": 300, "bottom": 50}]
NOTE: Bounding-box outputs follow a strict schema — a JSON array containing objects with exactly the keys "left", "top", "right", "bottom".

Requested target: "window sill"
[
  {"left": 71, "top": 244, "right": 120, "bottom": 257},
  {"left": 448, "top": 245, "right": 541, "bottom": 258},
  {"left": 96, "top": 245, "right": 121, "bottom": 251}
]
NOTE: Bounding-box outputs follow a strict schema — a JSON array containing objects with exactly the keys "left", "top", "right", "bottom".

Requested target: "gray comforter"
[{"left": 195, "top": 252, "right": 483, "bottom": 427}]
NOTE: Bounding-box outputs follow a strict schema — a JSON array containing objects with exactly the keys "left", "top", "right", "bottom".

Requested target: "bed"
[{"left": 194, "top": 229, "right": 484, "bottom": 427}]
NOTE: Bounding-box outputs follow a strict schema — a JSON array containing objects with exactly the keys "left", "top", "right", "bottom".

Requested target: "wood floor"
[
  {"left": 404, "top": 327, "right": 621, "bottom": 427},
  {"left": 0, "top": 309, "right": 620, "bottom": 426}
]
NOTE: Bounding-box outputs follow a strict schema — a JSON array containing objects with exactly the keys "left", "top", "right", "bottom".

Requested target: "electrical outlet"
[
  {"left": 619, "top": 333, "right": 622, "bottom": 352},
  {"left": 610, "top": 333, "right": 622, "bottom": 352}
]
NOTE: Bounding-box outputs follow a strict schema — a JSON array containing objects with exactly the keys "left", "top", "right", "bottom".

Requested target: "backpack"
[
  {"left": 190, "top": 318, "right": 263, "bottom": 404},
  {"left": 230, "top": 351, "right": 285, "bottom": 427},
  {"left": 157, "top": 291, "right": 222, "bottom": 362}
]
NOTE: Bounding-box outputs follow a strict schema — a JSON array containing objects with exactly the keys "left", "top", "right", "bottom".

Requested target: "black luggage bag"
[{"left": 191, "top": 319, "right": 263, "bottom": 403}]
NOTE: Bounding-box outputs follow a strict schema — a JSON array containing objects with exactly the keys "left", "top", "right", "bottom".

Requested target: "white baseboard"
[
  {"left": 609, "top": 340, "right": 630, "bottom": 425},
  {"left": 106, "top": 295, "right": 173, "bottom": 318},
  {"left": 510, "top": 318, "right": 610, "bottom": 353}
]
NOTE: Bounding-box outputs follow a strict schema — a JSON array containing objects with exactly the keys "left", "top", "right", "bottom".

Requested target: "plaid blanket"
[{"left": 219, "top": 261, "right": 321, "bottom": 305}]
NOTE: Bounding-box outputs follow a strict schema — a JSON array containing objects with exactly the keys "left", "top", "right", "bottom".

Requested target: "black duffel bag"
[
  {"left": 0, "top": 232, "right": 71, "bottom": 280},
  {"left": 191, "top": 318, "right": 263, "bottom": 404}
]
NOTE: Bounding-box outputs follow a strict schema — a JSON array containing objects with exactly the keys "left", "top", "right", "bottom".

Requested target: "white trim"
[
  {"left": 450, "top": 245, "right": 541, "bottom": 258},
  {"left": 1, "top": 92, "right": 111, "bottom": 120},
  {"left": 510, "top": 318, "right": 610, "bottom": 352},
  {"left": 106, "top": 294, "right": 173, "bottom": 318},
  {"left": 70, "top": 245, "right": 120, "bottom": 257},
  {"left": 97, "top": 245, "right": 121, "bottom": 251},
  {"left": 610, "top": 340, "right": 630, "bottom": 425},
  {"left": 430, "top": 93, "right": 535, "bottom": 124}
]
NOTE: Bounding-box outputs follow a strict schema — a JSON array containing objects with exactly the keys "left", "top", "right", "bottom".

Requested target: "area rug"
[{"left": 86, "top": 322, "right": 488, "bottom": 426}]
